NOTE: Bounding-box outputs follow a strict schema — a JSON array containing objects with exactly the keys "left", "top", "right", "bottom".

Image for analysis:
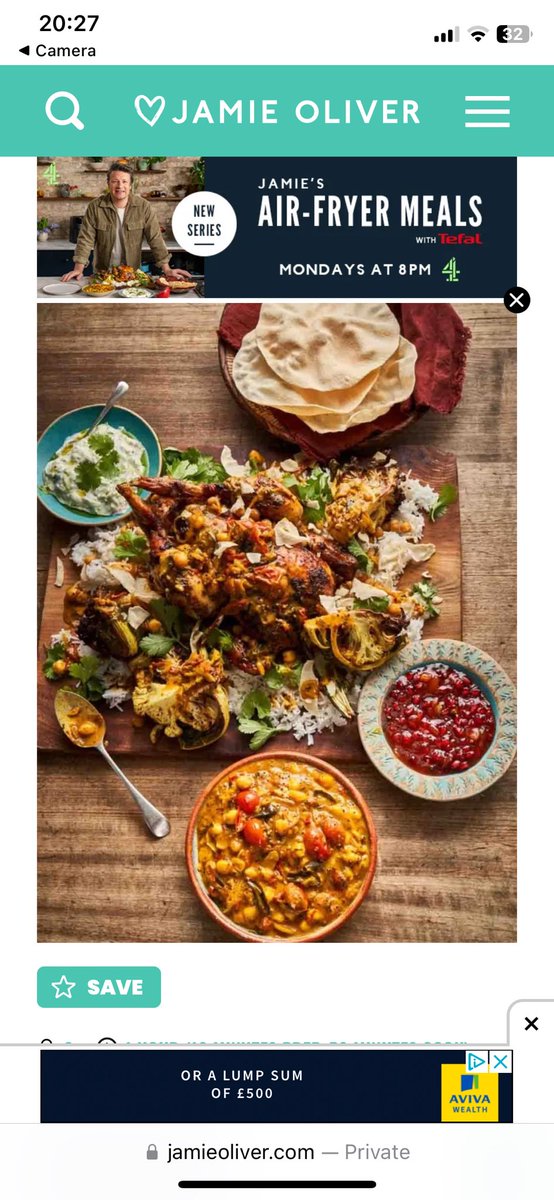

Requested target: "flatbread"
[
  {"left": 293, "top": 337, "right": 417, "bottom": 432},
  {"left": 256, "top": 303, "right": 400, "bottom": 392},
  {"left": 234, "top": 330, "right": 381, "bottom": 414},
  {"left": 234, "top": 329, "right": 417, "bottom": 434}
]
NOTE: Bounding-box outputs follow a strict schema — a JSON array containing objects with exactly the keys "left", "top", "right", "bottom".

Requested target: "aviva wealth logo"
[{"left": 441, "top": 1065, "right": 499, "bottom": 1122}]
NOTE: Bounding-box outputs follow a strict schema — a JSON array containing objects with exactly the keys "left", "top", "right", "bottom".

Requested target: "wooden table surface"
[{"left": 37, "top": 303, "right": 516, "bottom": 943}]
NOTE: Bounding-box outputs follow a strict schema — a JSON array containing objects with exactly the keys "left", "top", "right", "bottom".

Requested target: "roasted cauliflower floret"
[
  {"left": 303, "top": 609, "right": 406, "bottom": 672},
  {"left": 132, "top": 649, "right": 230, "bottom": 746},
  {"left": 132, "top": 678, "right": 184, "bottom": 738},
  {"left": 326, "top": 461, "right": 401, "bottom": 545}
]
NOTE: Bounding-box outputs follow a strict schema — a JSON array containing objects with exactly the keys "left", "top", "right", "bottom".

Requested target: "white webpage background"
[
  {"left": 1, "top": 2, "right": 553, "bottom": 64},
  {"left": 0, "top": 3, "right": 552, "bottom": 1046}
]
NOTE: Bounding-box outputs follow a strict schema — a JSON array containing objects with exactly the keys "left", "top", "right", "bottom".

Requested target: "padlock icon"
[{"left": 146, "top": 1144, "right": 158, "bottom": 1161}]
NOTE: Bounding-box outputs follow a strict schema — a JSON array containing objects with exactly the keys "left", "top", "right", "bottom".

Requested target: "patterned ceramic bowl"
[{"left": 358, "top": 639, "right": 516, "bottom": 801}]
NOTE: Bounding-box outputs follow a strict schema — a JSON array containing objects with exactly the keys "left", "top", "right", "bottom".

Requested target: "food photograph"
[
  {"left": 37, "top": 300, "right": 516, "bottom": 943},
  {"left": 37, "top": 155, "right": 205, "bottom": 299}
]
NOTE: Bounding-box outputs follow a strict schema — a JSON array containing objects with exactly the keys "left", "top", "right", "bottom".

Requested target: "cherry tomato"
[
  {"left": 236, "top": 788, "right": 260, "bottom": 815},
  {"left": 318, "top": 813, "right": 345, "bottom": 848},
  {"left": 242, "top": 818, "right": 268, "bottom": 849},
  {"left": 303, "top": 821, "right": 330, "bottom": 861},
  {"left": 155, "top": 286, "right": 171, "bottom": 298}
]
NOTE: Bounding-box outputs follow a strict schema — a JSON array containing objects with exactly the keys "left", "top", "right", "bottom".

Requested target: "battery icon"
[{"left": 497, "top": 25, "right": 532, "bottom": 42}]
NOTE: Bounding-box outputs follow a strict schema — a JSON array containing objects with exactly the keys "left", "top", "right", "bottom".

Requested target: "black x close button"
[
  {"left": 504, "top": 286, "right": 531, "bottom": 313},
  {"left": 525, "top": 1016, "right": 539, "bottom": 1031}
]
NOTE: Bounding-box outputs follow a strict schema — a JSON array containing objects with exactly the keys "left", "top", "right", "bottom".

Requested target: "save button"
[{"left": 37, "top": 967, "right": 161, "bottom": 1007}]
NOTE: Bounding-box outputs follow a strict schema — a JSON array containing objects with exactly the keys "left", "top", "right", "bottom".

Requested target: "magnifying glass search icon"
[{"left": 45, "top": 91, "right": 85, "bottom": 130}]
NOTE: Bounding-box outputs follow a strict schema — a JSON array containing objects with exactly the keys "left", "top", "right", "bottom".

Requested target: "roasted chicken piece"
[
  {"left": 153, "top": 545, "right": 222, "bottom": 620},
  {"left": 248, "top": 473, "right": 304, "bottom": 525},
  {"left": 326, "top": 458, "right": 401, "bottom": 545},
  {"left": 118, "top": 478, "right": 233, "bottom": 557},
  {"left": 119, "top": 473, "right": 303, "bottom": 543},
  {"left": 117, "top": 478, "right": 350, "bottom": 645},
  {"left": 132, "top": 648, "right": 229, "bottom": 746},
  {"left": 240, "top": 546, "right": 334, "bottom": 609},
  {"left": 220, "top": 545, "right": 337, "bottom": 667}
]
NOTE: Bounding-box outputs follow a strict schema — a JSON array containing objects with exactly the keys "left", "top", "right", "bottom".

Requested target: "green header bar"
[{"left": 1, "top": 64, "right": 552, "bottom": 156}]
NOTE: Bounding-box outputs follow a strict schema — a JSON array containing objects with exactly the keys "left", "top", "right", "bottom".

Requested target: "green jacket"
[{"left": 74, "top": 192, "right": 169, "bottom": 271}]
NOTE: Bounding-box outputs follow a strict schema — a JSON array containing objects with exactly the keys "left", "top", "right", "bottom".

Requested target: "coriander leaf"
[
  {"left": 69, "top": 653, "right": 100, "bottom": 683},
  {"left": 83, "top": 676, "right": 105, "bottom": 702},
  {"left": 206, "top": 628, "right": 234, "bottom": 652},
  {"left": 162, "top": 447, "right": 228, "bottom": 483},
  {"left": 68, "top": 654, "right": 105, "bottom": 700},
  {"left": 264, "top": 662, "right": 302, "bottom": 691},
  {"left": 236, "top": 717, "right": 267, "bottom": 735},
  {"left": 249, "top": 725, "right": 277, "bottom": 751},
  {"left": 237, "top": 714, "right": 277, "bottom": 751},
  {"left": 113, "top": 530, "right": 148, "bottom": 562},
  {"left": 139, "top": 633, "right": 176, "bottom": 657},
  {"left": 88, "top": 433, "right": 114, "bottom": 456},
  {"left": 43, "top": 642, "right": 67, "bottom": 680},
  {"left": 429, "top": 483, "right": 458, "bottom": 522},
  {"left": 288, "top": 466, "right": 332, "bottom": 525},
  {"left": 411, "top": 579, "right": 440, "bottom": 618},
  {"left": 303, "top": 506, "right": 324, "bottom": 526},
  {"left": 348, "top": 537, "right": 372, "bottom": 573},
  {"left": 75, "top": 460, "right": 102, "bottom": 493},
  {"left": 353, "top": 595, "right": 390, "bottom": 613},
  {"left": 170, "top": 460, "right": 199, "bottom": 481},
  {"left": 97, "top": 448, "right": 120, "bottom": 478},
  {"left": 240, "top": 688, "right": 271, "bottom": 720},
  {"left": 149, "top": 597, "right": 187, "bottom": 641}
]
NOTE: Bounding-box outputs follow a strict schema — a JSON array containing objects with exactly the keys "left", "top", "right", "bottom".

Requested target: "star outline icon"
[{"left": 51, "top": 974, "right": 77, "bottom": 1000}]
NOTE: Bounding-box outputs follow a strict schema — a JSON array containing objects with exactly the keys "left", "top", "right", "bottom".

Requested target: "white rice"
[
  {"left": 227, "top": 668, "right": 362, "bottom": 747},
  {"left": 405, "top": 617, "right": 425, "bottom": 644},
  {"left": 70, "top": 526, "right": 121, "bottom": 567},
  {"left": 401, "top": 474, "right": 438, "bottom": 512},
  {"left": 394, "top": 499, "right": 425, "bottom": 541},
  {"left": 102, "top": 687, "right": 132, "bottom": 710}
]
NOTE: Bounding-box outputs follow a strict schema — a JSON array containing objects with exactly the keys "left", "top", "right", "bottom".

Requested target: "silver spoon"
[
  {"left": 68, "top": 381, "right": 130, "bottom": 448},
  {"left": 86, "top": 380, "right": 129, "bottom": 437},
  {"left": 55, "top": 689, "right": 171, "bottom": 839}
]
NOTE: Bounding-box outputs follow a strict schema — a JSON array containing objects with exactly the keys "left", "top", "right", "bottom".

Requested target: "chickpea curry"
[
  {"left": 195, "top": 758, "right": 372, "bottom": 938},
  {"left": 54, "top": 689, "right": 105, "bottom": 748}
]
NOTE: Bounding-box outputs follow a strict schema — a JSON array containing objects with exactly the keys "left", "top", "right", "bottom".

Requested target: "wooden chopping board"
[{"left": 37, "top": 445, "right": 461, "bottom": 762}]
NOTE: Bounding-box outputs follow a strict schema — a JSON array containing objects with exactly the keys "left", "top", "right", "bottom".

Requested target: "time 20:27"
[{"left": 39, "top": 14, "right": 99, "bottom": 31}]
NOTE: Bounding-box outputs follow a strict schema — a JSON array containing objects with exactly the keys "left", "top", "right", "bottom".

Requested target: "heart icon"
[{"left": 134, "top": 95, "right": 165, "bottom": 127}]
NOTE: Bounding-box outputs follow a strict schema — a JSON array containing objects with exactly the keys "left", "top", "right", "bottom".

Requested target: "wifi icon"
[{"left": 468, "top": 25, "right": 489, "bottom": 42}]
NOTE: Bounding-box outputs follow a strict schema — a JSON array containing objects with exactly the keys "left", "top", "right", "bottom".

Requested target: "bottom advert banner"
[{"left": 40, "top": 1049, "right": 513, "bottom": 1123}]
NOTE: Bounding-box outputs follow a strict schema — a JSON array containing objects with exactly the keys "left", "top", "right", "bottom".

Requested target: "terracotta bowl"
[{"left": 185, "top": 750, "right": 378, "bottom": 943}]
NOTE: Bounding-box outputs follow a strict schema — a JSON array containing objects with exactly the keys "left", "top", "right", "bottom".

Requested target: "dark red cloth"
[{"left": 218, "top": 303, "right": 471, "bottom": 459}]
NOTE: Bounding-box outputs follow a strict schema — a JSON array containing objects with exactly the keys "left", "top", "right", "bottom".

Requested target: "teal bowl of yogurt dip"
[{"left": 37, "top": 404, "right": 162, "bottom": 526}]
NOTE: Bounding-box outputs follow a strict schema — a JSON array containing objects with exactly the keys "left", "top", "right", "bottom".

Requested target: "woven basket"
[{"left": 217, "top": 317, "right": 421, "bottom": 452}]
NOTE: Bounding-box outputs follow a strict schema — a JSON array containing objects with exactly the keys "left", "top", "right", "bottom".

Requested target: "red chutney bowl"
[
  {"left": 185, "top": 751, "right": 378, "bottom": 943},
  {"left": 358, "top": 639, "right": 517, "bottom": 802}
]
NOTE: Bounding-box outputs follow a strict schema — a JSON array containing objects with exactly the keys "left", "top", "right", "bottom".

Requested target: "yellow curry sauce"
[{"left": 196, "top": 758, "right": 371, "bottom": 938}]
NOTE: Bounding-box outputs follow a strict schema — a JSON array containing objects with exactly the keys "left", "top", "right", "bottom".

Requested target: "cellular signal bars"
[{"left": 434, "top": 27, "right": 460, "bottom": 42}]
